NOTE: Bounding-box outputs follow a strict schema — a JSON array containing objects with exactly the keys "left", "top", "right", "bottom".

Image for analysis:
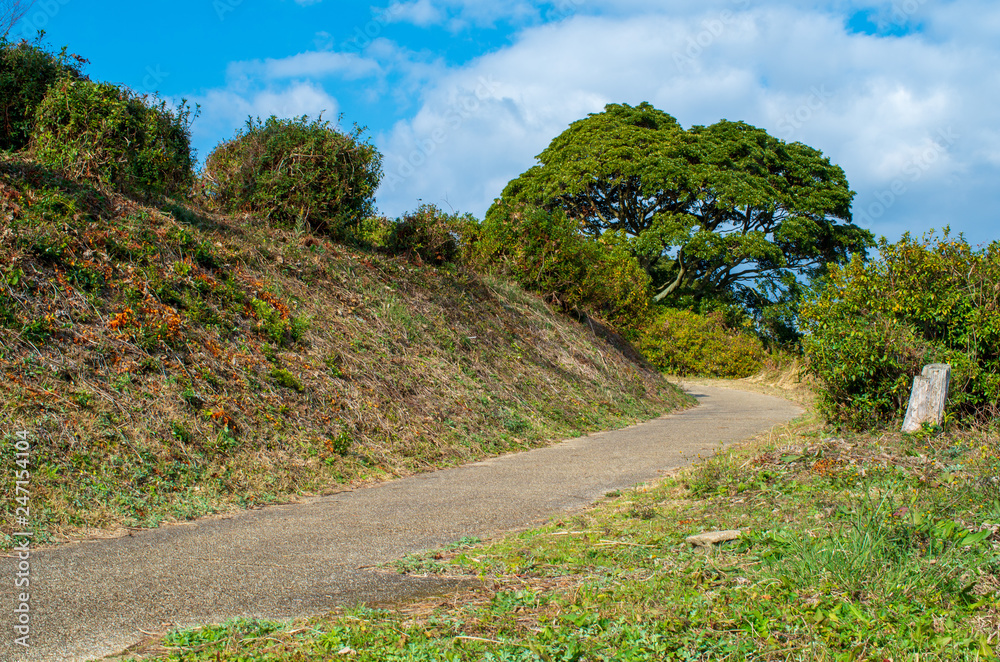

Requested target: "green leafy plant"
[
  {"left": 760, "top": 490, "right": 992, "bottom": 605},
  {"left": 249, "top": 297, "right": 308, "bottom": 348},
  {"left": 801, "top": 230, "right": 1000, "bottom": 429},
  {"left": 325, "top": 431, "right": 353, "bottom": 456},
  {"left": 635, "top": 307, "right": 764, "bottom": 377},
  {"left": 0, "top": 37, "right": 86, "bottom": 152},
  {"left": 387, "top": 203, "right": 477, "bottom": 266},
  {"left": 201, "top": 115, "right": 382, "bottom": 241},
  {"left": 30, "top": 79, "right": 195, "bottom": 195},
  {"left": 356, "top": 215, "right": 393, "bottom": 249},
  {"left": 475, "top": 203, "right": 652, "bottom": 328},
  {"left": 270, "top": 367, "right": 304, "bottom": 393}
]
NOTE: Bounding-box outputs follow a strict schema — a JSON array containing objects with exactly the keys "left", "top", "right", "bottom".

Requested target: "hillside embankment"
[{"left": 0, "top": 153, "right": 692, "bottom": 546}]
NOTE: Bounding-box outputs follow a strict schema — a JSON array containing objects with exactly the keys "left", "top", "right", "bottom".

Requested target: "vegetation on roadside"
[
  {"left": 490, "top": 101, "right": 874, "bottom": 343},
  {"left": 119, "top": 401, "right": 1000, "bottom": 661},
  {"left": 802, "top": 230, "right": 1000, "bottom": 430},
  {"left": 635, "top": 308, "right": 765, "bottom": 378},
  {"left": 473, "top": 108, "right": 870, "bottom": 375},
  {"left": 474, "top": 203, "right": 653, "bottom": 330}
]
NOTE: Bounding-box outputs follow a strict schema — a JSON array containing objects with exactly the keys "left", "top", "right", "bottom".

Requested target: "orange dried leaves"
[{"left": 107, "top": 307, "right": 134, "bottom": 330}]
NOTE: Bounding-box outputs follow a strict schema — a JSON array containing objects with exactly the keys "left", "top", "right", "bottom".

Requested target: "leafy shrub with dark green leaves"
[
  {"left": 476, "top": 203, "right": 593, "bottom": 303},
  {"left": 475, "top": 203, "right": 652, "bottom": 327},
  {"left": 202, "top": 115, "right": 382, "bottom": 241},
  {"left": 30, "top": 79, "right": 195, "bottom": 195},
  {"left": 801, "top": 231, "right": 1000, "bottom": 429},
  {"left": 635, "top": 308, "right": 765, "bottom": 377},
  {"left": 0, "top": 38, "right": 86, "bottom": 152},
  {"left": 476, "top": 203, "right": 768, "bottom": 377},
  {"left": 593, "top": 231, "right": 657, "bottom": 330},
  {"left": 388, "top": 204, "right": 478, "bottom": 266}
]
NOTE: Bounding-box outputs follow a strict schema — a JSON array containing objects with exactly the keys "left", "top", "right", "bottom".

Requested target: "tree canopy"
[{"left": 491, "top": 102, "right": 874, "bottom": 334}]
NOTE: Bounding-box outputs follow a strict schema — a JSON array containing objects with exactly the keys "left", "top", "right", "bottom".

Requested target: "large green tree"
[{"left": 491, "top": 102, "right": 874, "bottom": 333}]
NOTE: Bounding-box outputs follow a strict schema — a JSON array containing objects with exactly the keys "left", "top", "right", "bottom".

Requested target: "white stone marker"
[{"left": 901, "top": 364, "right": 951, "bottom": 433}]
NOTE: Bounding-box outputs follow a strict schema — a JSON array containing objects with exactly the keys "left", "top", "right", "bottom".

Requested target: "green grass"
[{"left": 118, "top": 410, "right": 1000, "bottom": 661}]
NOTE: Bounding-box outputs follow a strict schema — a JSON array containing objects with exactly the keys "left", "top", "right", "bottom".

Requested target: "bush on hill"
[
  {"left": 635, "top": 308, "right": 765, "bottom": 377},
  {"left": 201, "top": 115, "right": 382, "bottom": 241},
  {"left": 30, "top": 79, "right": 195, "bottom": 195},
  {"left": 801, "top": 231, "right": 1000, "bottom": 429},
  {"left": 476, "top": 203, "right": 777, "bottom": 376},
  {"left": 475, "top": 202, "right": 652, "bottom": 328},
  {"left": 0, "top": 38, "right": 86, "bottom": 152},
  {"left": 387, "top": 204, "right": 478, "bottom": 266}
]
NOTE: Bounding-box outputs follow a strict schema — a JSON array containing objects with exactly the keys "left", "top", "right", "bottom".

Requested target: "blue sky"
[{"left": 10, "top": 0, "right": 1000, "bottom": 245}]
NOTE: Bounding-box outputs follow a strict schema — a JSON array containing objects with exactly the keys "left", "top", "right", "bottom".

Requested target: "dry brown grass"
[{"left": 0, "top": 154, "right": 691, "bottom": 545}]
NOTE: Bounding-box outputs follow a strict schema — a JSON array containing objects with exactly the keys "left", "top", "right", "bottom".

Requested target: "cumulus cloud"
[
  {"left": 227, "top": 52, "right": 382, "bottom": 81},
  {"left": 372, "top": 4, "right": 999, "bottom": 244},
  {"left": 183, "top": 47, "right": 384, "bottom": 161},
  {"left": 185, "top": 80, "right": 341, "bottom": 161}
]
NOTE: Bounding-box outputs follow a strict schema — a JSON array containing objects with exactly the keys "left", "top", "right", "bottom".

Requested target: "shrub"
[
  {"left": 475, "top": 203, "right": 651, "bottom": 326},
  {"left": 388, "top": 204, "right": 477, "bottom": 266},
  {"left": 201, "top": 115, "right": 382, "bottom": 241},
  {"left": 0, "top": 38, "right": 86, "bottom": 152},
  {"left": 591, "top": 231, "right": 654, "bottom": 330},
  {"left": 635, "top": 308, "right": 765, "bottom": 377},
  {"left": 801, "top": 231, "right": 1000, "bottom": 429},
  {"left": 30, "top": 79, "right": 195, "bottom": 195},
  {"left": 270, "top": 368, "right": 304, "bottom": 392},
  {"left": 356, "top": 216, "right": 393, "bottom": 249},
  {"left": 476, "top": 203, "right": 594, "bottom": 304}
]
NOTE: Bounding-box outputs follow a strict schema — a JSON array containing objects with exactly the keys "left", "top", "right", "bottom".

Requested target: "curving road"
[{"left": 0, "top": 384, "right": 802, "bottom": 661}]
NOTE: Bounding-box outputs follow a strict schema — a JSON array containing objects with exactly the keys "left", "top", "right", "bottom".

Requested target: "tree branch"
[
  {"left": 653, "top": 252, "right": 687, "bottom": 302},
  {"left": 1, "top": 0, "right": 35, "bottom": 40}
]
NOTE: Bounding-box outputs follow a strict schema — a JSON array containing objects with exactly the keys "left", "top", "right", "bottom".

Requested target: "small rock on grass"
[{"left": 685, "top": 530, "right": 742, "bottom": 547}]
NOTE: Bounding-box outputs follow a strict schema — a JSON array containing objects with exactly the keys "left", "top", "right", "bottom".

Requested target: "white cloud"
[
  {"left": 371, "top": 5, "right": 1000, "bottom": 244},
  {"left": 184, "top": 48, "right": 384, "bottom": 160},
  {"left": 382, "top": 0, "right": 444, "bottom": 27},
  {"left": 188, "top": 81, "right": 340, "bottom": 158},
  {"left": 381, "top": 0, "right": 552, "bottom": 29},
  {"left": 227, "top": 51, "right": 381, "bottom": 83}
]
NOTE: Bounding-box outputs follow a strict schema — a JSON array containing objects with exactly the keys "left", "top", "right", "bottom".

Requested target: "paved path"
[{"left": 1, "top": 384, "right": 802, "bottom": 661}]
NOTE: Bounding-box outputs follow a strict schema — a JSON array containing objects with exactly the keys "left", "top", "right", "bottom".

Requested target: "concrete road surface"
[{"left": 0, "top": 383, "right": 802, "bottom": 661}]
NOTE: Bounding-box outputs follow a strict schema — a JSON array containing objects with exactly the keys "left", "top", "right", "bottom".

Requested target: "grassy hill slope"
[{"left": 0, "top": 154, "right": 692, "bottom": 545}]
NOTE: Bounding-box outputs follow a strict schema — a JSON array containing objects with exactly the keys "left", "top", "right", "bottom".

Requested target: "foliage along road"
[{"left": 0, "top": 383, "right": 802, "bottom": 661}]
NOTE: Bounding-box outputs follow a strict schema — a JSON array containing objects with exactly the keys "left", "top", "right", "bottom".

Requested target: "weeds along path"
[{"left": 1, "top": 384, "right": 801, "bottom": 662}]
